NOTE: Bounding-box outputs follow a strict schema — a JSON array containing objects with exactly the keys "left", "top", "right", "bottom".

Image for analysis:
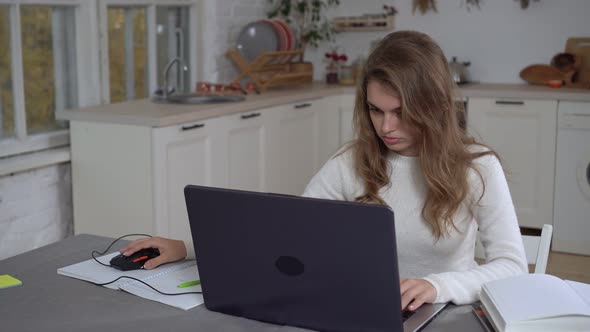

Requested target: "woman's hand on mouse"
[
  {"left": 400, "top": 278, "right": 437, "bottom": 311},
  {"left": 119, "top": 237, "right": 187, "bottom": 269}
]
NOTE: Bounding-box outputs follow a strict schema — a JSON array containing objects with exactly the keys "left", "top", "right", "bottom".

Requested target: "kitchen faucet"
[{"left": 161, "top": 57, "right": 189, "bottom": 99}]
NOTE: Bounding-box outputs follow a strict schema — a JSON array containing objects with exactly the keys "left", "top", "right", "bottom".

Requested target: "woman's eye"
[{"left": 368, "top": 107, "right": 381, "bottom": 113}]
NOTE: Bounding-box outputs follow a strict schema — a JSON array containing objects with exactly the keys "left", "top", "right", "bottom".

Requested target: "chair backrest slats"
[{"left": 474, "top": 224, "right": 553, "bottom": 274}]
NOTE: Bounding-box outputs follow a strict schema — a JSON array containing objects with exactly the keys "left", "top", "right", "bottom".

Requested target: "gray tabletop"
[{"left": 0, "top": 234, "right": 484, "bottom": 332}]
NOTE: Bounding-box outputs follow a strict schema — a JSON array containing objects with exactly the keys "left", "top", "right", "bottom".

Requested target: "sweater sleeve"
[
  {"left": 184, "top": 240, "right": 196, "bottom": 260},
  {"left": 422, "top": 153, "right": 528, "bottom": 305}
]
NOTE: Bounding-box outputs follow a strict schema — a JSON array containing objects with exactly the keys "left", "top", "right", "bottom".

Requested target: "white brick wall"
[{"left": 0, "top": 163, "right": 73, "bottom": 260}]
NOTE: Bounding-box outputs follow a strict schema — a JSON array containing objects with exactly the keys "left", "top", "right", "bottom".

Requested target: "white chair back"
[{"left": 475, "top": 224, "right": 553, "bottom": 274}]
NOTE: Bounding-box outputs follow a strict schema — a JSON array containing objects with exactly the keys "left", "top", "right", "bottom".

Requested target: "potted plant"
[{"left": 267, "top": 0, "right": 340, "bottom": 63}]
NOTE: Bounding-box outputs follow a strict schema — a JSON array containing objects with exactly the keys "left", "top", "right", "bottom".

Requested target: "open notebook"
[
  {"left": 479, "top": 274, "right": 590, "bottom": 332},
  {"left": 57, "top": 252, "right": 203, "bottom": 310}
]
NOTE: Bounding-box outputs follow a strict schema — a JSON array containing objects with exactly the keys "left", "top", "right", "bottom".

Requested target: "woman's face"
[{"left": 366, "top": 81, "right": 420, "bottom": 157}]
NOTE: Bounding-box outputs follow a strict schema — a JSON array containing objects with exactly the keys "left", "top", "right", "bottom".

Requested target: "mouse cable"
[
  {"left": 91, "top": 233, "right": 153, "bottom": 267},
  {"left": 91, "top": 276, "right": 202, "bottom": 296}
]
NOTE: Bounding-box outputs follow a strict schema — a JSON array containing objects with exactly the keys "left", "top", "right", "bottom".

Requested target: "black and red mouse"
[{"left": 110, "top": 248, "right": 160, "bottom": 271}]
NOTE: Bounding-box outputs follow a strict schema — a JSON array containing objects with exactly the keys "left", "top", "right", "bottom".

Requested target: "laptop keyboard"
[{"left": 402, "top": 310, "right": 416, "bottom": 322}]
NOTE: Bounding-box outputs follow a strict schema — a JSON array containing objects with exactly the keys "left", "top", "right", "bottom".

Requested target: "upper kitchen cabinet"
[{"left": 467, "top": 97, "right": 558, "bottom": 229}]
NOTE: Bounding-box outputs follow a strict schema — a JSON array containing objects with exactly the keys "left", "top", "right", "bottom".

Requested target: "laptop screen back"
[{"left": 185, "top": 185, "right": 404, "bottom": 332}]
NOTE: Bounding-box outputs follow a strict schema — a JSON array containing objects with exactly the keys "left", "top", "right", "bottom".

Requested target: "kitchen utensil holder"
[{"left": 226, "top": 49, "right": 312, "bottom": 91}]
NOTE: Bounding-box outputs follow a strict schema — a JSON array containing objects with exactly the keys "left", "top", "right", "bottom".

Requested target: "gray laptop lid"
[{"left": 184, "top": 185, "right": 404, "bottom": 332}]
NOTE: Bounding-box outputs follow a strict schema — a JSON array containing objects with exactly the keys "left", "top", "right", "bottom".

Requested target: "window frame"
[
  {"left": 98, "top": 0, "right": 199, "bottom": 104},
  {"left": 0, "top": 0, "right": 201, "bottom": 159}
]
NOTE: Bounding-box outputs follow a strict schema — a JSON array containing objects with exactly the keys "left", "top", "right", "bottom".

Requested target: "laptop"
[{"left": 184, "top": 184, "right": 447, "bottom": 332}]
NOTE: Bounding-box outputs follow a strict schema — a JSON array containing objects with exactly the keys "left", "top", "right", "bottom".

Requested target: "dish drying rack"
[{"left": 226, "top": 49, "right": 312, "bottom": 91}]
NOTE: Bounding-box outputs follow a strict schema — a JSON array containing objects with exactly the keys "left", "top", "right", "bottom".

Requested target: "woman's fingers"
[
  {"left": 120, "top": 238, "right": 159, "bottom": 256},
  {"left": 408, "top": 296, "right": 426, "bottom": 311},
  {"left": 401, "top": 283, "right": 422, "bottom": 310},
  {"left": 119, "top": 237, "right": 151, "bottom": 254},
  {"left": 400, "top": 279, "right": 437, "bottom": 311},
  {"left": 143, "top": 255, "right": 166, "bottom": 269}
]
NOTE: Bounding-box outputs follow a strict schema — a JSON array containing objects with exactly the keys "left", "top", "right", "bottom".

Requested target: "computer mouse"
[{"left": 109, "top": 248, "right": 160, "bottom": 271}]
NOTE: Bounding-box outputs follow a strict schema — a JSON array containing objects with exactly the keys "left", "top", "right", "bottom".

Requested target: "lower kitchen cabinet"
[
  {"left": 152, "top": 116, "right": 227, "bottom": 239},
  {"left": 266, "top": 100, "right": 321, "bottom": 195},
  {"left": 467, "top": 97, "right": 558, "bottom": 229},
  {"left": 70, "top": 121, "right": 157, "bottom": 237},
  {"left": 226, "top": 110, "right": 268, "bottom": 192},
  {"left": 339, "top": 94, "right": 356, "bottom": 145},
  {"left": 71, "top": 96, "right": 343, "bottom": 238}
]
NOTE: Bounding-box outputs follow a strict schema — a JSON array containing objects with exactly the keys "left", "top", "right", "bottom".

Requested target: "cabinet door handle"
[
  {"left": 241, "top": 112, "right": 261, "bottom": 120},
  {"left": 495, "top": 100, "right": 524, "bottom": 106},
  {"left": 294, "top": 103, "right": 312, "bottom": 109},
  {"left": 181, "top": 123, "right": 205, "bottom": 131}
]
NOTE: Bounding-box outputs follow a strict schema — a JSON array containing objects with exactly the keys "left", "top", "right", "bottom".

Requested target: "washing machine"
[{"left": 553, "top": 101, "right": 590, "bottom": 256}]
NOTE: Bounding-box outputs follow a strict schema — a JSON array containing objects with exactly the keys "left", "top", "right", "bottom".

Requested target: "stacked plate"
[{"left": 236, "top": 19, "right": 296, "bottom": 63}]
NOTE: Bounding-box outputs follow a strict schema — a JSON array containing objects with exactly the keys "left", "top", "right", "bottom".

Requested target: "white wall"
[
  {"left": 0, "top": 163, "right": 73, "bottom": 260},
  {"left": 307, "top": 0, "right": 590, "bottom": 83}
]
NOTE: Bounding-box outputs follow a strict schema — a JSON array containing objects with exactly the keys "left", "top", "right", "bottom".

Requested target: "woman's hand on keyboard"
[{"left": 400, "top": 278, "right": 437, "bottom": 311}]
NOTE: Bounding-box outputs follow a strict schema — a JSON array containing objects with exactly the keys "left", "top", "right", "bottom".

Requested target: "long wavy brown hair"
[{"left": 351, "top": 30, "right": 497, "bottom": 239}]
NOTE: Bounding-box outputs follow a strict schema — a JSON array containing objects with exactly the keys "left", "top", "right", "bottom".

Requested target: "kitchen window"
[
  {"left": 0, "top": 0, "right": 199, "bottom": 162},
  {"left": 0, "top": 1, "right": 90, "bottom": 159},
  {"left": 100, "top": 1, "right": 197, "bottom": 104}
]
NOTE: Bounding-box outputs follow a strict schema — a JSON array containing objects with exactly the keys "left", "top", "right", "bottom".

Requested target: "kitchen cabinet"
[
  {"left": 467, "top": 97, "right": 558, "bottom": 229},
  {"left": 70, "top": 96, "right": 343, "bottom": 238},
  {"left": 266, "top": 100, "right": 322, "bottom": 195},
  {"left": 152, "top": 117, "right": 227, "bottom": 239},
  {"left": 319, "top": 96, "right": 343, "bottom": 165},
  {"left": 225, "top": 110, "right": 268, "bottom": 192},
  {"left": 339, "top": 94, "right": 356, "bottom": 145},
  {"left": 70, "top": 121, "right": 155, "bottom": 237}
]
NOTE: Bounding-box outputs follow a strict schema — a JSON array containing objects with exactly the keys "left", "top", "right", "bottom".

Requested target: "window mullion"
[
  {"left": 52, "top": 8, "right": 66, "bottom": 114},
  {"left": 75, "top": 0, "right": 100, "bottom": 108},
  {"left": 124, "top": 8, "right": 135, "bottom": 101},
  {"left": 10, "top": 4, "right": 26, "bottom": 140},
  {"left": 166, "top": 8, "right": 176, "bottom": 88},
  {"left": 146, "top": 4, "right": 156, "bottom": 94},
  {"left": 188, "top": 2, "right": 198, "bottom": 85},
  {"left": 98, "top": 0, "right": 110, "bottom": 104}
]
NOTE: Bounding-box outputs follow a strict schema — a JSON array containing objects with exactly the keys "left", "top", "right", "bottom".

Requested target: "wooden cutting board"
[
  {"left": 520, "top": 64, "right": 574, "bottom": 85},
  {"left": 566, "top": 37, "right": 590, "bottom": 83}
]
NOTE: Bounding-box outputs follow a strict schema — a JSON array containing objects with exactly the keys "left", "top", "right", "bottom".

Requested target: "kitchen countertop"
[
  {"left": 57, "top": 82, "right": 590, "bottom": 128},
  {"left": 458, "top": 83, "right": 590, "bottom": 101}
]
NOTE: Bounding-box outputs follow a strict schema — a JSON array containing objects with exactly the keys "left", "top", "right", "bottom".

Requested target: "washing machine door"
[
  {"left": 553, "top": 108, "right": 590, "bottom": 256},
  {"left": 579, "top": 158, "right": 590, "bottom": 201}
]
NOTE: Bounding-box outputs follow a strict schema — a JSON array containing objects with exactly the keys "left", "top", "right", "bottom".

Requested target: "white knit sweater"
[{"left": 302, "top": 147, "right": 527, "bottom": 305}]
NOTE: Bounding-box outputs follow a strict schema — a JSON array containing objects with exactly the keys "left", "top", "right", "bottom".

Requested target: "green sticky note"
[{"left": 0, "top": 275, "right": 22, "bottom": 289}]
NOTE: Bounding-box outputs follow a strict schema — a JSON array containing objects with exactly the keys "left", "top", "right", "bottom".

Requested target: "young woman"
[{"left": 121, "top": 30, "right": 527, "bottom": 311}]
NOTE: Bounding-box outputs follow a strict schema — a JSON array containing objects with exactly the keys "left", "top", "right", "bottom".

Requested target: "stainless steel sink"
[{"left": 152, "top": 94, "right": 245, "bottom": 104}]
